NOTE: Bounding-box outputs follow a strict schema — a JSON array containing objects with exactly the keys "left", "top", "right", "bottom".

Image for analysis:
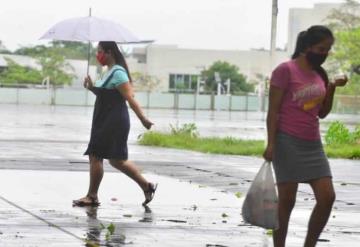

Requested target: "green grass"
[
  {"left": 325, "top": 144, "right": 360, "bottom": 159},
  {"left": 138, "top": 131, "right": 360, "bottom": 159},
  {"left": 139, "top": 131, "right": 265, "bottom": 156}
]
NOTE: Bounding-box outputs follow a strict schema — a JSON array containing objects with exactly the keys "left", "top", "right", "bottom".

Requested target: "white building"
[
  {"left": 127, "top": 44, "right": 288, "bottom": 92},
  {"left": 287, "top": 3, "right": 341, "bottom": 55}
]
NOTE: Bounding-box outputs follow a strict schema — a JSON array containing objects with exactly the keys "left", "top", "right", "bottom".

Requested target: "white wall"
[
  {"left": 129, "top": 44, "right": 288, "bottom": 91},
  {"left": 287, "top": 3, "right": 341, "bottom": 55}
]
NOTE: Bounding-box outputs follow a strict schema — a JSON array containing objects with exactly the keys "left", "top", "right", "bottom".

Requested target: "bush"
[
  {"left": 325, "top": 121, "right": 360, "bottom": 145},
  {"left": 169, "top": 123, "right": 199, "bottom": 138}
]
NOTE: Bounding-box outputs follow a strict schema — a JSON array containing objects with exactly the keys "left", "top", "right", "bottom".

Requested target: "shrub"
[
  {"left": 325, "top": 121, "right": 359, "bottom": 145},
  {"left": 169, "top": 123, "right": 199, "bottom": 138}
]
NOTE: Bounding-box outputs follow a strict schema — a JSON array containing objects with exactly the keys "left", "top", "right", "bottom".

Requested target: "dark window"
[{"left": 169, "top": 74, "right": 175, "bottom": 89}]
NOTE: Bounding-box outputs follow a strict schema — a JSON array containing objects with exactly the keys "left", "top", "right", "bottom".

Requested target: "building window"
[{"left": 169, "top": 73, "right": 198, "bottom": 92}]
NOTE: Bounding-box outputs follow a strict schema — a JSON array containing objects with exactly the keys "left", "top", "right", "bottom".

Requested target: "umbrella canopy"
[
  {"left": 40, "top": 15, "right": 153, "bottom": 76},
  {"left": 40, "top": 16, "right": 142, "bottom": 43}
]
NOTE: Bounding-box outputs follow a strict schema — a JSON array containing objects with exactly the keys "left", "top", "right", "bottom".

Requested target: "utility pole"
[
  {"left": 262, "top": 0, "right": 278, "bottom": 112},
  {"left": 270, "top": 0, "right": 278, "bottom": 59}
]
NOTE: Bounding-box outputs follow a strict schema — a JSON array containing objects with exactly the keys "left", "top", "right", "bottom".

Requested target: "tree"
[
  {"left": 0, "top": 41, "right": 11, "bottom": 54},
  {"left": 326, "top": 0, "right": 360, "bottom": 95},
  {"left": 51, "top": 41, "right": 97, "bottom": 64},
  {"left": 36, "top": 47, "right": 76, "bottom": 86},
  {"left": 201, "top": 61, "right": 253, "bottom": 94},
  {"left": 12, "top": 44, "right": 77, "bottom": 86},
  {"left": 15, "top": 41, "right": 97, "bottom": 61},
  {"left": 131, "top": 72, "right": 160, "bottom": 92},
  {"left": 0, "top": 58, "right": 42, "bottom": 85}
]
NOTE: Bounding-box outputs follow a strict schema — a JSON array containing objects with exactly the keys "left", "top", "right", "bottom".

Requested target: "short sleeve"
[
  {"left": 111, "top": 68, "right": 129, "bottom": 87},
  {"left": 270, "top": 62, "right": 290, "bottom": 90}
]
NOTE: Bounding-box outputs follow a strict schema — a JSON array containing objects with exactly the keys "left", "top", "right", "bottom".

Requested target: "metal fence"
[{"left": 0, "top": 87, "right": 359, "bottom": 113}]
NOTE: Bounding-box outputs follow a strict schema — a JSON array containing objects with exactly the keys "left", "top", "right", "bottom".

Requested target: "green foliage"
[
  {"left": 36, "top": 47, "right": 76, "bottom": 86},
  {"left": 139, "top": 123, "right": 360, "bottom": 159},
  {"left": 201, "top": 61, "right": 254, "bottom": 93},
  {"left": 325, "top": 121, "right": 360, "bottom": 145},
  {"left": 169, "top": 123, "right": 199, "bottom": 138},
  {"left": 2, "top": 43, "right": 78, "bottom": 86},
  {"left": 353, "top": 125, "right": 360, "bottom": 141},
  {"left": 324, "top": 144, "right": 360, "bottom": 159},
  {"left": 15, "top": 41, "right": 97, "bottom": 62},
  {"left": 104, "top": 223, "right": 115, "bottom": 241},
  {"left": 14, "top": 45, "right": 49, "bottom": 57},
  {"left": 0, "top": 58, "right": 42, "bottom": 84},
  {"left": 138, "top": 131, "right": 264, "bottom": 156},
  {"left": 131, "top": 72, "right": 160, "bottom": 92},
  {"left": 325, "top": 121, "right": 352, "bottom": 145},
  {"left": 326, "top": 0, "right": 360, "bottom": 95},
  {"left": 235, "top": 192, "right": 242, "bottom": 198}
]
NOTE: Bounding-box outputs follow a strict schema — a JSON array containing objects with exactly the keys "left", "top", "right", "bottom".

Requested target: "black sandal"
[
  {"left": 143, "top": 183, "right": 157, "bottom": 206},
  {"left": 72, "top": 196, "right": 100, "bottom": 207}
]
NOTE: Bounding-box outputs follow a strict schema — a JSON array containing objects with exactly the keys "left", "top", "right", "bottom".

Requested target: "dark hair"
[
  {"left": 98, "top": 41, "right": 132, "bottom": 82},
  {"left": 291, "top": 25, "right": 334, "bottom": 86}
]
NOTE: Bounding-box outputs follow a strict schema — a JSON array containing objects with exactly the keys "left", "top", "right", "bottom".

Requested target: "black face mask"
[{"left": 306, "top": 51, "right": 328, "bottom": 68}]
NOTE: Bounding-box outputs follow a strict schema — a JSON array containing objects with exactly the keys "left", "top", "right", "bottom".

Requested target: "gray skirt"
[{"left": 273, "top": 132, "right": 332, "bottom": 183}]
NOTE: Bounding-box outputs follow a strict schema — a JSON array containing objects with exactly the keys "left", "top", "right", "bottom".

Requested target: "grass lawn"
[{"left": 138, "top": 131, "right": 360, "bottom": 159}]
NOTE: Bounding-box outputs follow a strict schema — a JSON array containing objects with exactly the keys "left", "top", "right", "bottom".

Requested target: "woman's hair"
[
  {"left": 98, "top": 41, "right": 132, "bottom": 82},
  {"left": 291, "top": 25, "right": 334, "bottom": 86}
]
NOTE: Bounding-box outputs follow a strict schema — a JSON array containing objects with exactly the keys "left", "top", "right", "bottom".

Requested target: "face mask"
[
  {"left": 305, "top": 51, "right": 328, "bottom": 68},
  {"left": 96, "top": 51, "right": 107, "bottom": 66}
]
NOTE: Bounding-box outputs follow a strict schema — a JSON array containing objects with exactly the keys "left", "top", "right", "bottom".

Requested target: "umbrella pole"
[
  {"left": 86, "top": 7, "right": 92, "bottom": 76},
  {"left": 85, "top": 7, "right": 92, "bottom": 106},
  {"left": 86, "top": 41, "right": 91, "bottom": 75}
]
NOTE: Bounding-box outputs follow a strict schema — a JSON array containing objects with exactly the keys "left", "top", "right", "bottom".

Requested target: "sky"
[{"left": 0, "top": 0, "right": 346, "bottom": 52}]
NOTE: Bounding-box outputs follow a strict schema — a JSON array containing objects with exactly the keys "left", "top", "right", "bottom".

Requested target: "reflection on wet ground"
[{"left": 0, "top": 170, "right": 270, "bottom": 246}]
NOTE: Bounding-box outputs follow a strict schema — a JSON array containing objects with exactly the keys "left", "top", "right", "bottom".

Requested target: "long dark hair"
[
  {"left": 291, "top": 25, "right": 334, "bottom": 86},
  {"left": 98, "top": 41, "right": 132, "bottom": 82}
]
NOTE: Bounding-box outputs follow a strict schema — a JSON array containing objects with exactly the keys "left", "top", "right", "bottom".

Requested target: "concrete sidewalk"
[
  {"left": 1, "top": 151, "right": 360, "bottom": 246},
  {"left": 0, "top": 169, "right": 268, "bottom": 247}
]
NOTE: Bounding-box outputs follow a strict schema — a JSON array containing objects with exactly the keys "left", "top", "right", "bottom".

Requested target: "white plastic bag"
[{"left": 242, "top": 161, "right": 279, "bottom": 229}]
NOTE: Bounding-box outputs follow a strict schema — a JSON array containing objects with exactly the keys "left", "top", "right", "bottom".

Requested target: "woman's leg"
[
  {"left": 109, "top": 159, "right": 156, "bottom": 205},
  {"left": 87, "top": 155, "right": 104, "bottom": 199},
  {"left": 109, "top": 159, "right": 148, "bottom": 190},
  {"left": 73, "top": 155, "right": 104, "bottom": 205},
  {"left": 304, "top": 177, "right": 335, "bottom": 247},
  {"left": 273, "top": 182, "right": 298, "bottom": 247}
]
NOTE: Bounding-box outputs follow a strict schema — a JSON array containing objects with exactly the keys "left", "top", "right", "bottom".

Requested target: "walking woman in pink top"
[{"left": 263, "top": 25, "right": 348, "bottom": 247}]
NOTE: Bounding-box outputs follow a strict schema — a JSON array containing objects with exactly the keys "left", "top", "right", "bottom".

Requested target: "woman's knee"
[
  {"left": 89, "top": 155, "right": 103, "bottom": 166},
  {"left": 312, "top": 178, "right": 336, "bottom": 208},
  {"left": 317, "top": 191, "right": 336, "bottom": 208},
  {"left": 279, "top": 195, "right": 297, "bottom": 211},
  {"left": 278, "top": 183, "right": 298, "bottom": 210},
  {"left": 109, "top": 159, "right": 126, "bottom": 167}
]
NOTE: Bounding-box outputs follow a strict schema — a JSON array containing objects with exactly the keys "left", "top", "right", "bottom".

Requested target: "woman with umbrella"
[{"left": 73, "top": 41, "right": 157, "bottom": 207}]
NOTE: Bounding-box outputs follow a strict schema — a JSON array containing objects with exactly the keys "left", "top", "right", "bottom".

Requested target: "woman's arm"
[
  {"left": 318, "top": 76, "right": 348, "bottom": 119},
  {"left": 263, "top": 86, "right": 285, "bottom": 161},
  {"left": 117, "top": 82, "right": 153, "bottom": 129},
  {"left": 318, "top": 83, "right": 336, "bottom": 119}
]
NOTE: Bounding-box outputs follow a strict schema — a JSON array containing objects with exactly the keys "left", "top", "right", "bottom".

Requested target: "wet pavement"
[{"left": 0, "top": 104, "right": 360, "bottom": 246}]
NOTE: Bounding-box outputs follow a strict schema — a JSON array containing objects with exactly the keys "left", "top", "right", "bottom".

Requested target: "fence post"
[
  {"left": 16, "top": 86, "right": 19, "bottom": 105},
  {"left": 210, "top": 92, "right": 215, "bottom": 111},
  {"left": 245, "top": 93, "right": 249, "bottom": 111},
  {"left": 194, "top": 91, "right": 197, "bottom": 110},
  {"left": 146, "top": 91, "right": 150, "bottom": 109},
  {"left": 174, "top": 91, "right": 179, "bottom": 110},
  {"left": 229, "top": 95, "right": 232, "bottom": 111}
]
